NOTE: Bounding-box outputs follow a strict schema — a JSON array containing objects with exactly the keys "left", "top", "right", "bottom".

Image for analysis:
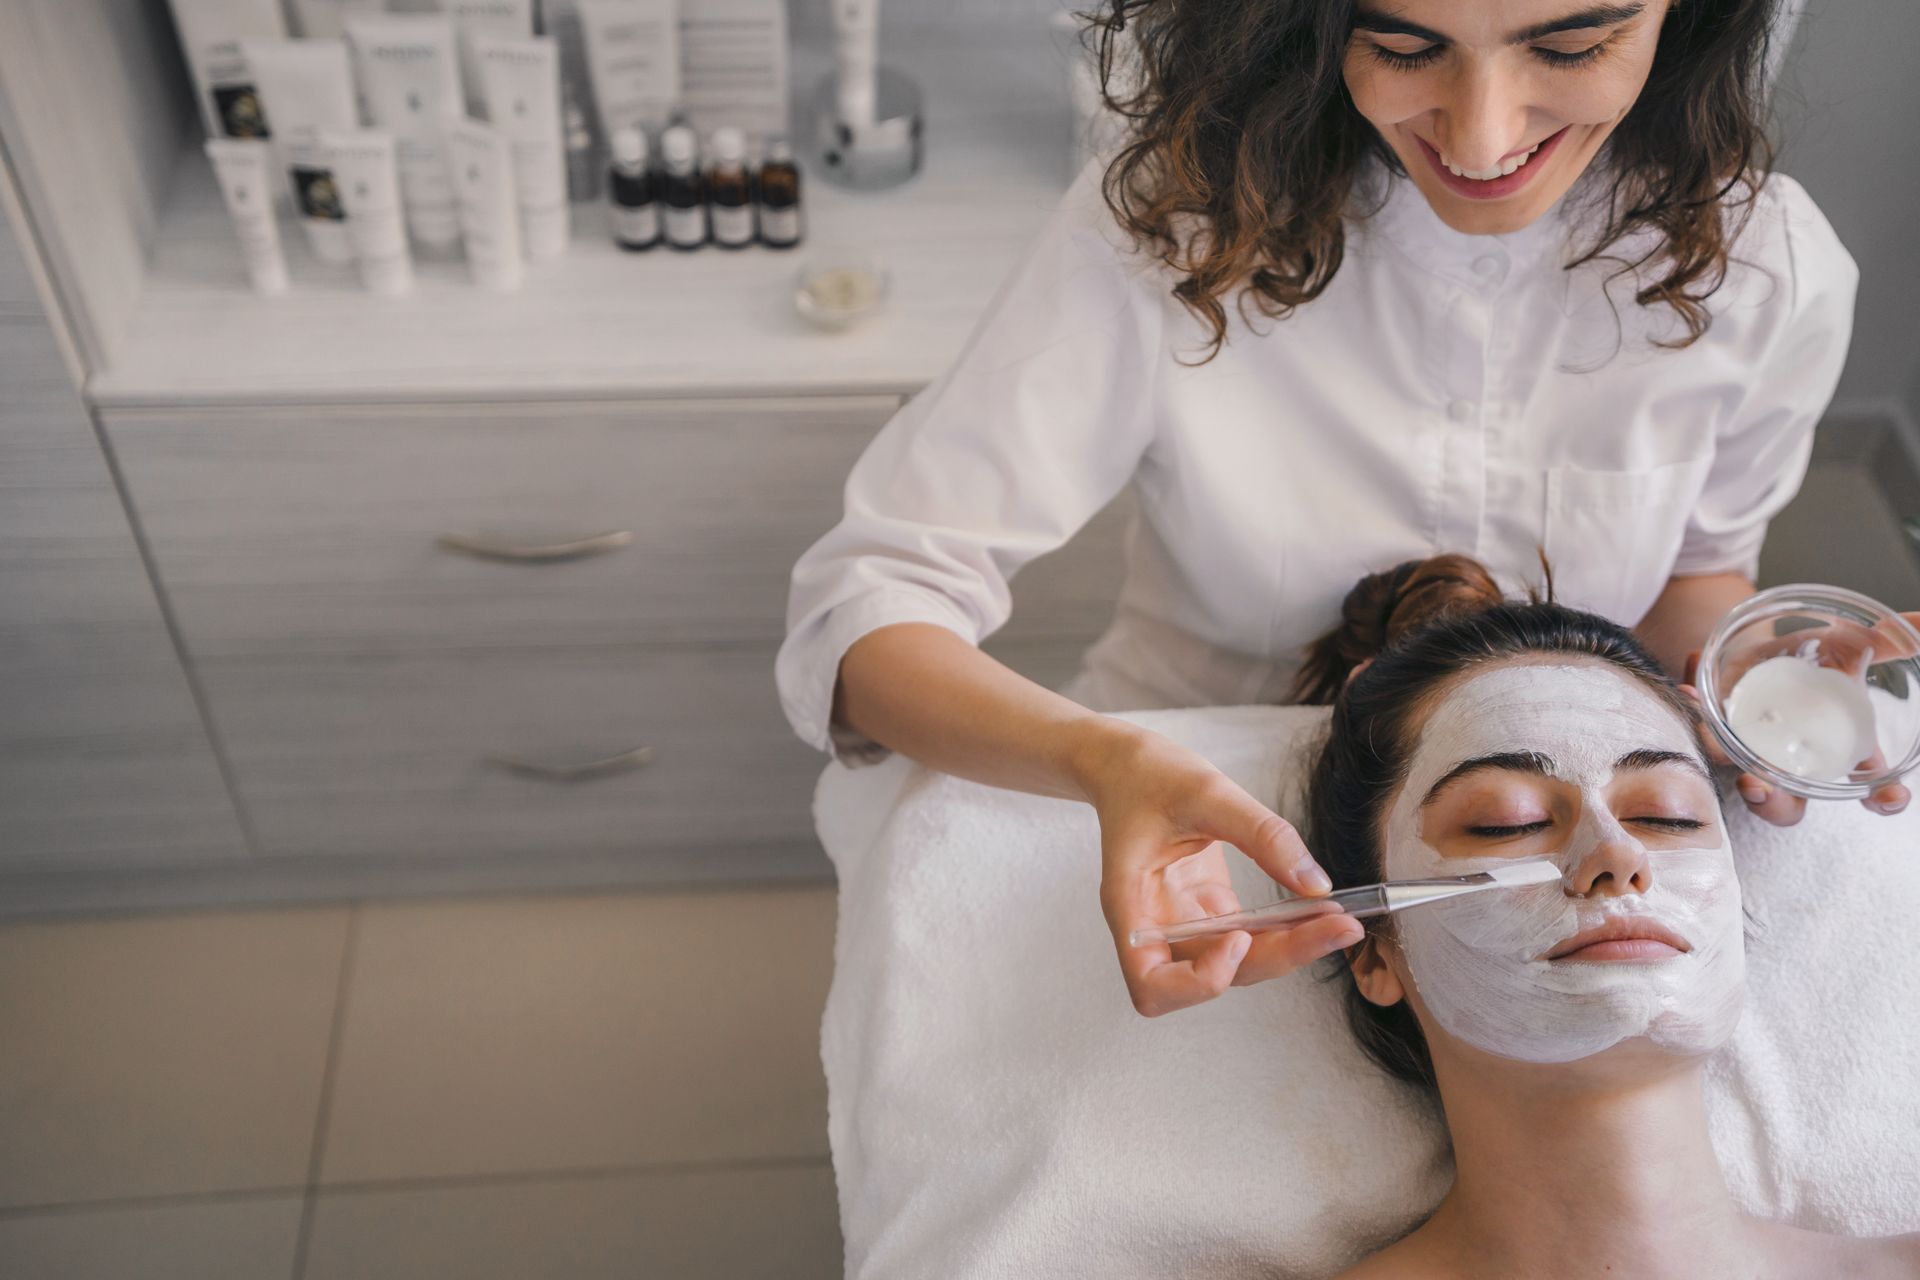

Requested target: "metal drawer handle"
[
  {"left": 437, "top": 530, "right": 634, "bottom": 563},
  {"left": 485, "top": 745, "right": 656, "bottom": 782}
]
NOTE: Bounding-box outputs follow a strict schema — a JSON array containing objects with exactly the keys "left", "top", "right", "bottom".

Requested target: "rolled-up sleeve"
[
  {"left": 1671, "top": 175, "right": 1860, "bottom": 581},
  {"left": 775, "top": 161, "right": 1163, "bottom": 766}
]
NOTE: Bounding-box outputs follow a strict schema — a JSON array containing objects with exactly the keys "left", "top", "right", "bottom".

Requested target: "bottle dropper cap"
[
  {"left": 710, "top": 126, "right": 746, "bottom": 164},
  {"left": 766, "top": 135, "right": 793, "bottom": 162},
  {"left": 611, "top": 126, "right": 646, "bottom": 167},
  {"left": 661, "top": 124, "right": 696, "bottom": 169}
]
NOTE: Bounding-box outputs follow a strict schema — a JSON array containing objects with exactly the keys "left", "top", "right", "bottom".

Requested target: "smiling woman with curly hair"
[
  {"left": 780, "top": 1, "right": 1896, "bottom": 1022},
  {"left": 1090, "top": 0, "right": 1776, "bottom": 361}
]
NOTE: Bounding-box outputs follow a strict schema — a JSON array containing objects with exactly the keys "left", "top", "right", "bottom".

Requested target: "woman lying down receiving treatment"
[{"left": 1287, "top": 556, "right": 1920, "bottom": 1279}]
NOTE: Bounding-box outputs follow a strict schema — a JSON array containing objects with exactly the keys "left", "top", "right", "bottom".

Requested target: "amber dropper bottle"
[
  {"left": 756, "top": 136, "right": 802, "bottom": 249},
  {"left": 705, "top": 126, "right": 755, "bottom": 250}
]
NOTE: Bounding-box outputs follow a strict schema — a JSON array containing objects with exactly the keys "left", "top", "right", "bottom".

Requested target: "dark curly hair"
[
  {"left": 1083, "top": 0, "right": 1780, "bottom": 362},
  {"left": 1292, "top": 555, "right": 1700, "bottom": 1088}
]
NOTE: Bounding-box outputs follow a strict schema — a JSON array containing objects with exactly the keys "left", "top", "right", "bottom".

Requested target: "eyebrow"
[
  {"left": 1353, "top": 2, "right": 1646, "bottom": 45},
  {"left": 1419, "top": 745, "right": 1712, "bottom": 808}
]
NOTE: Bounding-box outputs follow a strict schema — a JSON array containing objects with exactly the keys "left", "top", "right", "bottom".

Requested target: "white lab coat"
[{"left": 776, "top": 154, "right": 1859, "bottom": 766}]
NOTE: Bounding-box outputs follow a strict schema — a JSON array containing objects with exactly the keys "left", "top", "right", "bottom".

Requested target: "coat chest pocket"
[{"left": 1543, "top": 454, "right": 1715, "bottom": 625}]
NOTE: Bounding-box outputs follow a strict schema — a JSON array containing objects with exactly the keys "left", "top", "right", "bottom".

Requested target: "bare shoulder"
[
  {"left": 1883, "top": 1231, "right": 1920, "bottom": 1278},
  {"left": 1748, "top": 1219, "right": 1920, "bottom": 1279},
  {"left": 1329, "top": 1232, "right": 1448, "bottom": 1280}
]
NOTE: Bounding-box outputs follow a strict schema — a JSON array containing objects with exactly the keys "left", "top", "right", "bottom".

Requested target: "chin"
[
  {"left": 1410, "top": 168, "right": 1563, "bottom": 236},
  {"left": 1424, "top": 188, "right": 1554, "bottom": 236}
]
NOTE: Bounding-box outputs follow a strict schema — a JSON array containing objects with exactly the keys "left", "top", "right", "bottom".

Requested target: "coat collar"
[{"left": 1347, "top": 148, "right": 1614, "bottom": 287}]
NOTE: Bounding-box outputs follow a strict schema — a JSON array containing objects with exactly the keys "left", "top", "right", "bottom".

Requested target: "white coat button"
[
  {"left": 1473, "top": 255, "right": 1503, "bottom": 278},
  {"left": 1447, "top": 398, "right": 1475, "bottom": 422}
]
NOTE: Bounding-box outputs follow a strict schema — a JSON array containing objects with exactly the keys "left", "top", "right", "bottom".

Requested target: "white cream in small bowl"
[{"left": 794, "top": 257, "right": 890, "bottom": 331}]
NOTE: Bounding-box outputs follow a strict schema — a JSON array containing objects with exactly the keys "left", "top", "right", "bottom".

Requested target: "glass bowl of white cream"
[
  {"left": 792, "top": 253, "right": 890, "bottom": 331},
  {"left": 1695, "top": 584, "right": 1920, "bottom": 800}
]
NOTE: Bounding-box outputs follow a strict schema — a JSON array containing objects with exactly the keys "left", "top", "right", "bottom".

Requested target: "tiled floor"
[{"left": 0, "top": 887, "right": 843, "bottom": 1279}]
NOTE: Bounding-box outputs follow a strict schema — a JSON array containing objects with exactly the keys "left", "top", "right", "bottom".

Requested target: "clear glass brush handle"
[{"left": 1128, "top": 884, "right": 1391, "bottom": 948}]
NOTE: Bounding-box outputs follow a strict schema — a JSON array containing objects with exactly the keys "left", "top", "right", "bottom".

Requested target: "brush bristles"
[{"left": 1484, "top": 860, "right": 1562, "bottom": 887}]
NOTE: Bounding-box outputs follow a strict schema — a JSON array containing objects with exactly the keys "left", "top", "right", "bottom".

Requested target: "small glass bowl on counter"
[
  {"left": 1694, "top": 583, "right": 1920, "bottom": 800},
  {"left": 792, "top": 252, "right": 890, "bottom": 331}
]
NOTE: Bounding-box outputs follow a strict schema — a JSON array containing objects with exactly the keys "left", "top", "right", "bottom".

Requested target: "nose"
[
  {"left": 1563, "top": 805, "right": 1653, "bottom": 898},
  {"left": 1433, "top": 57, "right": 1532, "bottom": 171}
]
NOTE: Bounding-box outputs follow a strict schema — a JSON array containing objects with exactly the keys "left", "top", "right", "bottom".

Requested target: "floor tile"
[
  {"left": 302, "top": 1163, "right": 841, "bottom": 1280},
  {"left": 320, "top": 886, "right": 835, "bottom": 1182},
  {"left": 0, "top": 1195, "right": 303, "bottom": 1280},
  {"left": 0, "top": 907, "right": 349, "bottom": 1207}
]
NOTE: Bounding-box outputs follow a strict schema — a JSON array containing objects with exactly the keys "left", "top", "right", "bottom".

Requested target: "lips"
[
  {"left": 1416, "top": 125, "right": 1570, "bottom": 200},
  {"left": 1545, "top": 915, "right": 1691, "bottom": 962}
]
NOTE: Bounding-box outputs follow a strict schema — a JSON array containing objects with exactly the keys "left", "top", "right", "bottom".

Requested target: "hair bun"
[{"left": 1290, "top": 553, "right": 1513, "bottom": 705}]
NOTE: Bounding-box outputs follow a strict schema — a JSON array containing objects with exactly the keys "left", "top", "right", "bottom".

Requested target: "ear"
[
  {"left": 1343, "top": 656, "right": 1375, "bottom": 689},
  {"left": 1349, "top": 933, "right": 1407, "bottom": 1007}
]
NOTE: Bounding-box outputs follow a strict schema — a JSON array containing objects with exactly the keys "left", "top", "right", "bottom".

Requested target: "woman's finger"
[
  {"left": 1229, "top": 912, "right": 1366, "bottom": 987},
  {"left": 1194, "top": 779, "right": 1333, "bottom": 898},
  {"left": 1735, "top": 773, "right": 1806, "bottom": 827},
  {"left": 1120, "top": 930, "right": 1251, "bottom": 1017},
  {"left": 1864, "top": 780, "right": 1910, "bottom": 816}
]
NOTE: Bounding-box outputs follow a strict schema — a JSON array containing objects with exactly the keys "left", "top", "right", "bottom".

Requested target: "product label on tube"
[
  {"left": 291, "top": 165, "right": 347, "bottom": 221},
  {"left": 212, "top": 81, "right": 271, "bottom": 137}
]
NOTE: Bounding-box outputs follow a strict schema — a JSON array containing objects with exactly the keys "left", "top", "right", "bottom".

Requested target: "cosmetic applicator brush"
[{"left": 1128, "top": 859, "right": 1562, "bottom": 948}]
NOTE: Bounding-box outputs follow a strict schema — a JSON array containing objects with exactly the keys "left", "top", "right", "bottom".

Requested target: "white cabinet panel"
[
  {"left": 0, "top": 202, "right": 245, "bottom": 869},
  {"left": 106, "top": 398, "right": 1131, "bottom": 657},
  {"left": 197, "top": 634, "right": 1093, "bottom": 868},
  {"left": 198, "top": 642, "right": 836, "bottom": 862}
]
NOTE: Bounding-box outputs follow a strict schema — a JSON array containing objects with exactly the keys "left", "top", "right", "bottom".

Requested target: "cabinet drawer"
[
  {"left": 197, "top": 635, "right": 1096, "bottom": 868},
  {"left": 106, "top": 397, "right": 1131, "bottom": 658},
  {"left": 107, "top": 398, "right": 899, "bottom": 656},
  {"left": 199, "top": 642, "right": 823, "bottom": 862}
]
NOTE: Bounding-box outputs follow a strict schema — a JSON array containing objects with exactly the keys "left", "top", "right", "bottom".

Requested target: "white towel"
[{"left": 815, "top": 704, "right": 1920, "bottom": 1278}]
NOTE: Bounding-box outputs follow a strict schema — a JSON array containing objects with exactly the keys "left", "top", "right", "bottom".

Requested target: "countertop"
[{"left": 90, "top": 22, "right": 1081, "bottom": 409}]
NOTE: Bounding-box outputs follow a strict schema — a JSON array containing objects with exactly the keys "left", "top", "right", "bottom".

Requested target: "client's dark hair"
[{"left": 1290, "top": 554, "right": 1699, "bottom": 1089}]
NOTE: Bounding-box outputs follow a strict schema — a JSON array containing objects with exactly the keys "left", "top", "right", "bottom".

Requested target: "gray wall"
[{"left": 1770, "top": 0, "right": 1920, "bottom": 425}]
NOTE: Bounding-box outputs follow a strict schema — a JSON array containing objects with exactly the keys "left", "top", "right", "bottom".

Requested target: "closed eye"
[
  {"left": 1466, "top": 816, "right": 1705, "bottom": 838},
  {"left": 1629, "top": 817, "right": 1705, "bottom": 831},
  {"left": 1466, "top": 820, "right": 1552, "bottom": 838},
  {"left": 1367, "top": 41, "right": 1610, "bottom": 71}
]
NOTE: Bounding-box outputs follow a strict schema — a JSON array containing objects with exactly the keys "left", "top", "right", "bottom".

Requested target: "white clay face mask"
[{"left": 1383, "top": 661, "right": 1746, "bottom": 1064}]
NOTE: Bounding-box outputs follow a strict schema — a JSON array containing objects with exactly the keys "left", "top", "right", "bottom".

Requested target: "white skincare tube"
[
  {"left": 203, "top": 139, "right": 290, "bottom": 294},
  {"left": 677, "top": 0, "right": 789, "bottom": 138},
  {"left": 166, "top": 0, "right": 287, "bottom": 140},
  {"left": 446, "top": 118, "right": 526, "bottom": 290},
  {"left": 445, "top": 0, "right": 534, "bottom": 118},
  {"left": 242, "top": 38, "right": 360, "bottom": 266},
  {"left": 476, "top": 35, "right": 569, "bottom": 260},
  {"left": 831, "top": 0, "right": 879, "bottom": 127},
  {"left": 577, "top": 0, "right": 680, "bottom": 137},
  {"left": 346, "top": 14, "right": 464, "bottom": 251},
  {"left": 322, "top": 130, "right": 414, "bottom": 295},
  {"left": 290, "top": 0, "right": 388, "bottom": 38}
]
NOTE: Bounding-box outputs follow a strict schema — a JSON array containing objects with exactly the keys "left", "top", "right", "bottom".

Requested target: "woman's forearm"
[
  {"left": 1634, "top": 572, "right": 1757, "bottom": 679},
  {"left": 831, "top": 622, "right": 1142, "bottom": 803}
]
